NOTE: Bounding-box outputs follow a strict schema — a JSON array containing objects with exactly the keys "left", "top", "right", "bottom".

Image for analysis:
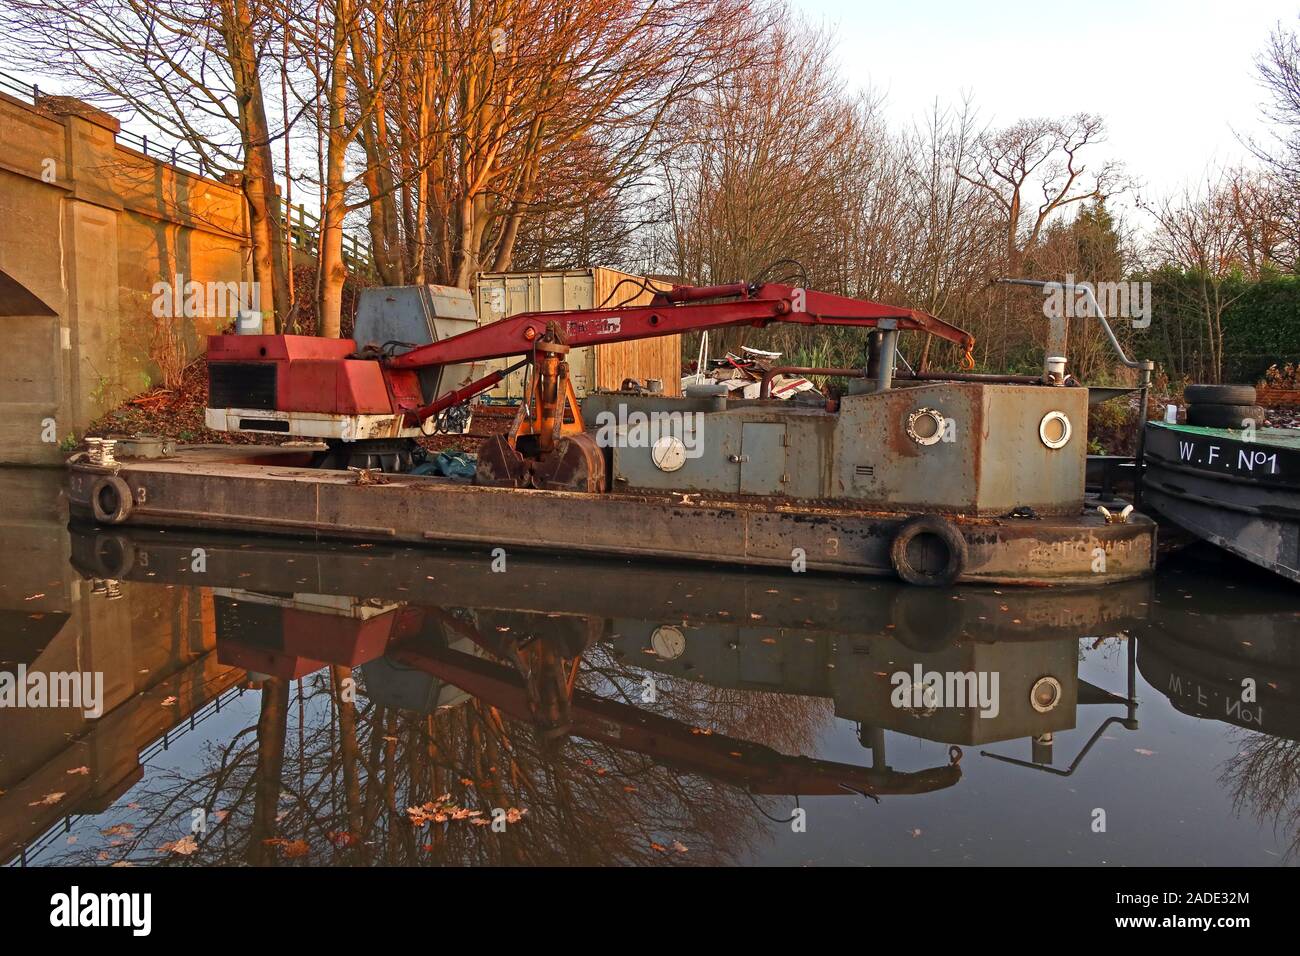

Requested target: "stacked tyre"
[{"left": 1183, "top": 384, "right": 1263, "bottom": 430}]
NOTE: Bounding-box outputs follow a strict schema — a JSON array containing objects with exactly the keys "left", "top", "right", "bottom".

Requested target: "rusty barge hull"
[{"left": 66, "top": 446, "right": 1154, "bottom": 587}]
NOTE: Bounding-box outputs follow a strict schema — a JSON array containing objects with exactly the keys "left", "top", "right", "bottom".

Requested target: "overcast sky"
[{"left": 792, "top": 0, "right": 1295, "bottom": 214}]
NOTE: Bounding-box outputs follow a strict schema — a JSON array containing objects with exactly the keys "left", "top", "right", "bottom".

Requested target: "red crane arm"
[{"left": 385, "top": 282, "right": 975, "bottom": 371}]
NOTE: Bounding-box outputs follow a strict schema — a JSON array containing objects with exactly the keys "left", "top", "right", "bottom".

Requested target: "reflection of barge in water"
[
  {"left": 69, "top": 527, "right": 1149, "bottom": 792},
  {"left": 1138, "top": 573, "right": 1300, "bottom": 740},
  {"left": 66, "top": 281, "right": 1155, "bottom": 587}
]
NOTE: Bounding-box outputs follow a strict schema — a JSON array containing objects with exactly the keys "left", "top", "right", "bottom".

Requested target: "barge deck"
[{"left": 67, "top": 443, "right": 1155, "bottom": 587}]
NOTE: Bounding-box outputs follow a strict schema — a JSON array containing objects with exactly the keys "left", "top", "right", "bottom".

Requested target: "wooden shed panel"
[
  {"left": 477, "top": 268, "right": 681, "bottom": 398},
  {"left": 591, "top": 268, "right": 681, "bottom": 396}
]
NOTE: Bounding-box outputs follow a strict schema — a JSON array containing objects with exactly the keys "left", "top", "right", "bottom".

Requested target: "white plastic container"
[{"left": 236, "top": 310, "right": 264, "bottom": 335}]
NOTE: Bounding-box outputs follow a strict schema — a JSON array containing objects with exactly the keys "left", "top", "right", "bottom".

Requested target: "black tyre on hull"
[
  {"left": 890, "top": 515, "right": 967, "bottom": 587},
  {"left": 90, "top": 475, "right": 133, "bottom": 524},
  {"left": 1184, "top": 384, "right": 1257, "bottom": 405},
  {"left": 1186, "top": 404, "right": 1265, "bottom": 429}
]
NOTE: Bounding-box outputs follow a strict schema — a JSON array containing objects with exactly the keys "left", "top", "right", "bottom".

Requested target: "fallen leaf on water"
[
  {"left": 101, "top": 823, "right": 134, "bottom": 838},
  {"left": 66, "top": 836, "right": 77, "bottom": 845},
  {"left": 910, "top": 828, "right": 923, "bottom": 838},
  {"left": 161, "top": 835, "right": 198, "bottom": 856},
  {"left": 672, "top": 841, "right": 688, "bottom": 853},
  {"left": 67, "top": 766, "right": 90, "bottom": 776},
  {"left": 1134, "top": 748, "right": 1156, "bottom": 756},
  {"left": 29, "top": 792, "right": 65, "bottom": 807},
  {"left": 650, "top": 842, "right": 668, "bottom": 853},
  {"left": 24, "top": 593, "right": 45, "bottom": 601},
  {"left": 161, "top": 696, "right": 177, "bottom": 707},
  {"left": 279, "top": 839, "right": 309, "bottom": 859}
]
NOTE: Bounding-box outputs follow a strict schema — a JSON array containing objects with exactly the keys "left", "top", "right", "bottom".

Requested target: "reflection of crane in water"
[{"left": 383, "top": 620, "right": 964, "bottom": 800}]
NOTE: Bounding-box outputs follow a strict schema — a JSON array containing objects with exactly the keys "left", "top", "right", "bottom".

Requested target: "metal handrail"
[{"left": 996, "top": 277, "right": 1148, "bottom": 371}]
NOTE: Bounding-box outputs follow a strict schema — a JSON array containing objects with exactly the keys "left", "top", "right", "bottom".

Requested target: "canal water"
[{"left": 1, "top": 466, "right": 1297, "bottom": 866}]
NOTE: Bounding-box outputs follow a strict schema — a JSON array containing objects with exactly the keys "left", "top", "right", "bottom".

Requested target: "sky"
[{"left": 791, "top": 0, "right": 1296, "bottom": 212}]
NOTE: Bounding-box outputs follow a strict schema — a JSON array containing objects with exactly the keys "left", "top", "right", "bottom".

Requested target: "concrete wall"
[{"left": 0, "top": 91, "right": 251, "bottom": 464}]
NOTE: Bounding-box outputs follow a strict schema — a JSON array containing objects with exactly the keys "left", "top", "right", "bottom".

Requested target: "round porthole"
[
  {"left": 906, "top": 407, "right": 946, "bottom": 446},
  {"left": 650, "top": 625, "right": 686, "bottom": 660},
  {"left": 1039, "top": 411, "right": 1072, "bottom": 449},
  {"left": 1030, "top": 676, "right": 1063, "bottom": 713},
  {"left": 651, "top": 435, "right": 687, "bottom": 472}
]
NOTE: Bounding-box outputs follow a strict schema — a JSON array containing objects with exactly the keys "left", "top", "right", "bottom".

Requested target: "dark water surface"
[{"left": 2, "top": 467, "right": 1297, "bottom": 866}]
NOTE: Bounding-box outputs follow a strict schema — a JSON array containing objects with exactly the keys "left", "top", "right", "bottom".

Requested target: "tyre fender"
[
  {"left": 889, "top": 515, "right": 967, "bottom": 587},
  {"left": 90, "top": 475, "right": 133, "bottom": 525}
]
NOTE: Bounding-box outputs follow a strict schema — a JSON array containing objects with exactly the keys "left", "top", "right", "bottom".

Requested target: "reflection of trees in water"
[
  {"left": 48, "top": 641, "right": 832, "bottom": 867},
  {"left": 1220, "top": 729, "right": 1300, "bottom": 861},
  {"left": 1078, "top": 633, "right": 1127, "bottom": 667},
  {"left": 583, "top": 643, "right": 831, "bottom": 754}
]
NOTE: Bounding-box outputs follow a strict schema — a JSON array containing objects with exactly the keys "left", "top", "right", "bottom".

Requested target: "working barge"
[
  {"left": 1143, "top": 418, "right": 1299, "bottom": 583},
  {"left": 67, "top": 280, "right": 1156, "bottom": 587}
]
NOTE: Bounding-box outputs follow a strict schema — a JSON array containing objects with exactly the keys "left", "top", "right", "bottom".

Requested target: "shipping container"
[{"left": 474, "top": 268, "right": 682, "bottom": 399}]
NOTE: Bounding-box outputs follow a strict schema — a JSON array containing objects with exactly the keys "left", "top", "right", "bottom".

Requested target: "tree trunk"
[
  {"left": 317, "top": 0, "right": 353, "bottom": 338},
  {"left": 223, "top": 0, "right": 289, "bottom": 331}
]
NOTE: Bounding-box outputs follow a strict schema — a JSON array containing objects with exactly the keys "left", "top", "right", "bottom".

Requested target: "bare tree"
[
  {"left": 1146, "top": 170, "right": 1251, "bottom": 383},
  {"left": 959, "top": 113, "right": 1127, "bottom": 277},
  {"left": 1249, "top": 20, "right": 1300, "bottom": 270}
]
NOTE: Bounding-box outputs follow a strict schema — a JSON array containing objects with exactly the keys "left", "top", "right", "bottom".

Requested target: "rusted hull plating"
[{"left": 66, "top": 447, "right": 1155, "bottom": 587}]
